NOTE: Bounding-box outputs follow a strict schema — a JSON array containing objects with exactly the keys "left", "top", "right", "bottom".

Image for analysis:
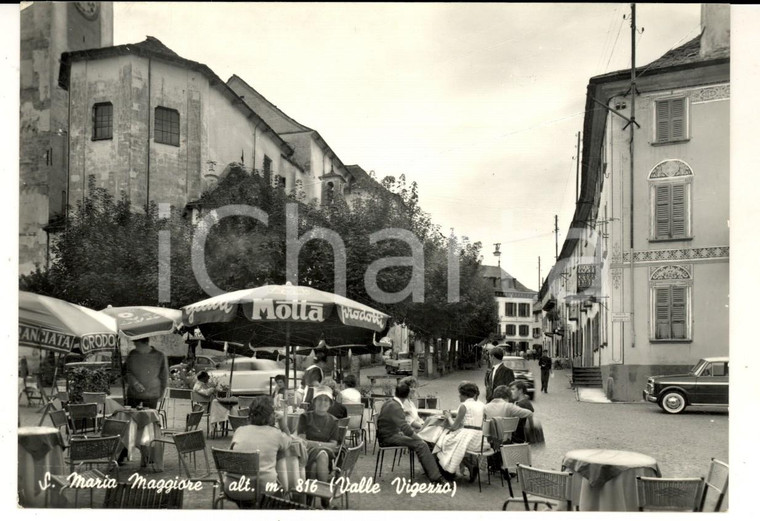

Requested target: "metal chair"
[
  {"left": 344, "top": 403, "right": 367, "bottom": 454},
  {"left": 49, "top": 409, "right": 72, "bottom": 448},
  {"left": 173, "top": 429, "right": 212, "bottom": 478},
  {"left": 155, "top": 388, "right": 169, "bottom": 428},
  {"left": 103, "top": 481, "right": 184, "bottom": 508},
  {"left": 301, "top": 442, "right": 364, "bottom": 509},
  {"left": 500, "top": 443, "right": 532, "bottom": 498},
  {"left": 700, "top": 458, "right": 729, "bottom": 512},
  {"left": 49, "top": 435, "right": 121, "bottom": 507},
  {"left": 503, "top": 464, "right": 574, "bottom": 511},
  {"left": 465, "top": 419, "right": 496, "bottom": 493},
  {"left": 636, "top": 476, "right": 704, "bottom": 512},
  {"left": 149, "top": 410, "right": 205, "bottom": 472},
  {"left": 211, "top": 448, "right": 260, "bottom": 509},
  {"left": 68, "top": 403, "right": 100, "bottom": 434},
  {"left": 227, "top": 414, "right": 250, "bottom": 431},
  {"left": 236, "top": 396, "right": 255, "bottom": 410},
  {"left": 374, "top": 443, "right": 415, "bottom": 481}
]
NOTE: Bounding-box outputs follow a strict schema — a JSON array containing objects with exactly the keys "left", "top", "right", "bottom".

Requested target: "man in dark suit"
[
  {"left": 485, "top": 347, "right": 516, "bottom": 402},
  {"left": 376, "top": 382, "right": 448, "bottom": 484}
]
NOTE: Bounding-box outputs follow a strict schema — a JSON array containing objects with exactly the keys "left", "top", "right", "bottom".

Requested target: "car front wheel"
[{"left": 660, "top": 391, "right": 687, "bottom": 414}]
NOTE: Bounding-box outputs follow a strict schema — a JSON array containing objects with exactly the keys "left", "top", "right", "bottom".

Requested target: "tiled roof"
[{"left": 479, "top": 265, "right": 536, "bottom": 294}]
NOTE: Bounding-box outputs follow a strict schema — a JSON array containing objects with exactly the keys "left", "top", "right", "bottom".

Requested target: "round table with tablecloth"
[
  {"left": 562, "top": 448, "right": 661, "bottom": 511},
  {"left": 18, "top": 426, "right": 66, "bottom": 507},
  {"left": 109, "top": 408, "right": 163, "bottom": 468}
]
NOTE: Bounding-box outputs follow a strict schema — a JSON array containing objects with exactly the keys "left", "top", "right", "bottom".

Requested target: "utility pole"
[
  {"left": 628, "top": 3, "right": 637, "bottom": 350},
  {"left": 554, "top": 215, "right": 559, "bottom": 261},
  {"left": 575, "top": 131, "right": 581, "bottom": 204},
  {"left": 538, "top": 256, "right": 541, "bottom": 292}
]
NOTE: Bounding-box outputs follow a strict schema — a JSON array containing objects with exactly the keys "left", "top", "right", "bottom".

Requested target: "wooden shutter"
[
  {"left": 671, "top": 184, "right": 686, "bottom": 237},
  {"left": 670, "top": 98, "right": 686, "bottom": 140},
  {"left": 655, "top": 287, "right": 671, "bottom": 339},
  {"left": 671, "top": 286, "right": 687, "bottom": 339},
  {"left": 655, "top": 184, "right": 671, "bottom": 238},
  {"left": 656, "top": 100, "right": 670, "bottom": 142}
]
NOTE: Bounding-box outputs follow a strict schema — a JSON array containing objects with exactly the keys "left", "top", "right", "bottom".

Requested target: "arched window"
[
  {"left": 649, "top": 265, "right": 692, "bottom": 342},
  {"left": 648, "top": 160, "right": 693, "bottom": 241}
]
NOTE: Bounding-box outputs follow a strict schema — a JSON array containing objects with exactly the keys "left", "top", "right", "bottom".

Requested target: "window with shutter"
[
  {"left": 652, "top": 181, "right": 689, "bottom": 240},
  {"left": 653, "top": 284, "right": 690, "bottom": 340},
  {"left": 655, "top": 98, "right": 688, "bottom": 143}
]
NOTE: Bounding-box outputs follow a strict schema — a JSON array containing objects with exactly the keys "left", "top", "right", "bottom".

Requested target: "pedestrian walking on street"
[
  {"left": 484, "top": 347, "right": 516, "bottom": 402},
  {"left": 538, "top": 352, "right": 552, "bottom": 393}
]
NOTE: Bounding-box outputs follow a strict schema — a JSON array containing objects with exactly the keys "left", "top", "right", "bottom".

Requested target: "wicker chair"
[
  {"left": 465, "top": 419, "right": 496, "bottom": 493},
  {"left": 49, "top": 409, "right": 72, "bottom": 448},
  {"left": 301, "top": 442, "right": 364, "bottom": 509},
  {"left": 636, "top": 476, "right": 704, "bottom": 512},
  {"left": 499, "top": 443, "right": 532, "bottom": 499},
  {"left": 68, "top": 403, "right": 100, "bottom": 434},
  {"left": 82, "top": 391, "right": 107, "bottom": 428},
  {"left": 700, "top": 458, "right": 729, "bottom": 512},
  {"left": 503, "top": 463, "right": 574, "bottom": 511},
  {"left": 211, "top": 448, "right": 260, "bottom": 509},
  {"left": 149, "top": 412, "right": 206, "bottom": 473},
  {"left": 173, "top": 429, "right": 212, "bottom": 478},
  {"left": 227, "top": 414, "right": 250, "bottom": 432},
  {"left": 49, "top": 435, "right": 121, "bottom": 507},
  {"left": 103, "top": 482, "right": 184, "bottom": 508},
  {"left": 236, "top": 396, "right": 256, "bottom": 410},
  {"left": 344, "top": 404, "right": 367, "bottom": 454}
]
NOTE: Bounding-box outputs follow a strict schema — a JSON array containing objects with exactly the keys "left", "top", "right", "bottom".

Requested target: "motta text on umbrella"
[{"left": 249, "top": 299, "right": 325, "bottom": 322}]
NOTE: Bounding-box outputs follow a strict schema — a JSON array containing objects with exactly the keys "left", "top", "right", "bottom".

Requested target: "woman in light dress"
[{"left": 432, "top": 381, "right": 485, "bottom": 481}]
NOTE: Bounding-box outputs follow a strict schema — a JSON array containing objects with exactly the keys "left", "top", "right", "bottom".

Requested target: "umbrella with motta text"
[{"left": 180, "top": 283, "right": 391, "bottom": 390}]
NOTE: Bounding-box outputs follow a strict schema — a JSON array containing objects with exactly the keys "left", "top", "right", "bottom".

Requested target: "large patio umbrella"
[
  {"left": 180, "top": 283, "right": 390, "bottom": 390},
  {"left": 100, "top": 306, "right": 181, "bottom": 340},
  {"left": 19, "top": 291, "right": 119, "bottom": 354},
  {"left": 19, "top": 291, "right": 121, "bottom": 423}
]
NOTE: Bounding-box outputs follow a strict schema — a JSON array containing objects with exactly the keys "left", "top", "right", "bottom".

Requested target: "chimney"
[{"left": 700, "top": 4, "right": 730, "bottom": 58}]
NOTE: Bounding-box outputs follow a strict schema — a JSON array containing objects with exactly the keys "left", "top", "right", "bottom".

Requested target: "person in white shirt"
[
  {"left": 339, "top": 374, "right": 362, "bottom": 404},
  {"left": 484, "top": 385, "right": 534, "bottom": 420}
]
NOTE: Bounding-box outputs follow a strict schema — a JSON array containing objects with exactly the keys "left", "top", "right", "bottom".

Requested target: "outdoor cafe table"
[
  {"left": 561, "top": 448, "right": 661, "bottom": 511},
  {"left": 208, "top": 397, "right": 240, "bottom": 435},
  {"left": 110, "top": 408, "right": 163, "bottom": 468},
  {"left": 18, "top": 426, "right": 65, "bottom": 507}
]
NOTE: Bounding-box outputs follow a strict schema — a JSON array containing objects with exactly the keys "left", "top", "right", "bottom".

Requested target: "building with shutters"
[
  {"left": 536, "top": 4, "right": 729, "bottom": 401},
  {"left": 481, "top": 265, "right": 541, "bottom": 354}
]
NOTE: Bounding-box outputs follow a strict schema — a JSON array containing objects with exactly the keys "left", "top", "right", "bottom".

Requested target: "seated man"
[
  {"left": 376, "top": 382, "right": 448, "bottom": 485},
  {"left": 507, "top": 381, "right": 535, "bottom": 445},
  {"left": 484, "top": 385, "right": 534, "bottom": 421}
]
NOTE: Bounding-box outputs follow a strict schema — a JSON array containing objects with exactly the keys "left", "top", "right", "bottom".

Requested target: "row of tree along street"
[{"left": 21, "top": 165, "right": 499, "bottom": 367}]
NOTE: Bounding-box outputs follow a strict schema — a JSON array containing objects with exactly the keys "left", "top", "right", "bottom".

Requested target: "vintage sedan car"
[
  {"left": 501, "top": 355, "right": 535, "bottom": 400},
  {"left": 643, "top": 357, "right": 728, "bottom": 414},
  {"left": 169, "top": 352, "right": 240, "bottom": 375},
  {"left": 384, "top": 352, "right": 413, "bottom": 375},
  {"left": 208, "top": 357, "right": 302, "bottom": 396}
]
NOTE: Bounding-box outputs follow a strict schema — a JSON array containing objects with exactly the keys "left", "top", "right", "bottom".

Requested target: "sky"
[{"left": 110, "top": 3, "right": 705, "bottom": 291}]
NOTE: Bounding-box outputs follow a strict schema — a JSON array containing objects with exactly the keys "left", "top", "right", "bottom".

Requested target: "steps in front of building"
[{"left": 571, "top": 366, "right": 603, "bottom": 388}]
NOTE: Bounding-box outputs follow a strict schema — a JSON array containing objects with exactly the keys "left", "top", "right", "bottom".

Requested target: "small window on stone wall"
[
  {"left": 155, "top": 107, "right": 180, "bottom": 146},
  {"left": 92, "top": 102, "right": 113, "bottom": 140}
]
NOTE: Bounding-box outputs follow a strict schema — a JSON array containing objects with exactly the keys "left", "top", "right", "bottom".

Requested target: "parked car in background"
[
  {"left": 169, "top": 353, "right": 240, "bottom": 375},
  {"left": 500, "top": 355, "right": 535, "bottom": 399},
  {"left": 208, "top": 357, "right": 302, "bottom": 395},
  {"left": 643, "top": 357, "right": 729, "bottom": 414},
  {"left": 384, "top": 351, "right": 413, "bottom": 375}
]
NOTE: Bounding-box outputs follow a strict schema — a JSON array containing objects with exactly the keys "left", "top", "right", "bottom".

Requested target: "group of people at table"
[{"left": 126, "top": 344, "right": 537, "bottom": 507}]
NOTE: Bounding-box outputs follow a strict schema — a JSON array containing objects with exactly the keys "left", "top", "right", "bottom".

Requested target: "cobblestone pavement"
[{"left": 19, "top": 360, "right": 728, "bottom": 510}]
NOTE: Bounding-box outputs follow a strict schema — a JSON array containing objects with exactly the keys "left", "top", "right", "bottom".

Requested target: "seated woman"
[
  {"left": 400, "top": 376, "right": 424, "bottom": 431},
  {"left": 296, "top": 386, "right": 341, "bottom": 507},
  {"left": 192, "top": 371, "right": 216, "bottom": 403},
  {"left": 271, "top": 374, "right": 286, "bottom": 410},
  {"left": 230, "top": 396, "right": 304, "bottom": 505},
  {"left": 433, "top": 381, "right": 486, "bottom": 482}
]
